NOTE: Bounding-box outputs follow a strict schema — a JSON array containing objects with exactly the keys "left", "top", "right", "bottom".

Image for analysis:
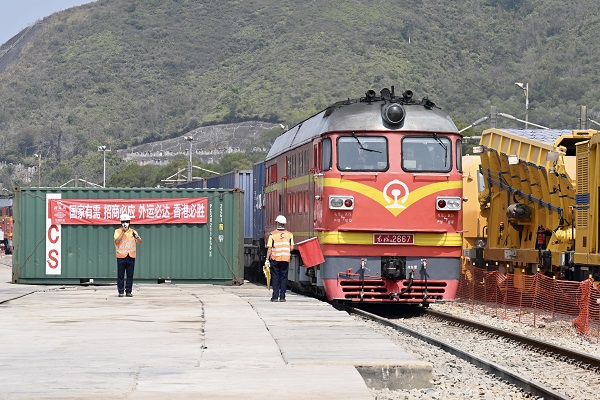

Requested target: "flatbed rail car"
[
  {"left": 256, "top": 87, "right": 464, "bottom": 304},
  {"left": 462, "top": 128, "right": 600, "bottom": 281}
]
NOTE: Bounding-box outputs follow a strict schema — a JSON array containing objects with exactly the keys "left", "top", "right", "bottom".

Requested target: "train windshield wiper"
[
  {"left": 433, "top": 133, "right": 447, "bottom": 151},
  {"left": 433, "top": 133, "right": 448, "bottom": 165},
  {"left": 351, "top": 132, "right": 382, "bottom": 153}
]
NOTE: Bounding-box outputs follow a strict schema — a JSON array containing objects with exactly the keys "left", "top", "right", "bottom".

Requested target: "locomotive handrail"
[
  {"left": 412, "top": 173, "right": 451, "bottom": 180},
  {"left": 340, "top": 172, "right": 379, "bottom": 177}
]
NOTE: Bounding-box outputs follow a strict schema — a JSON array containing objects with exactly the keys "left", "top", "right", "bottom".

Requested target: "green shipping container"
[{"left": 12, "top": 188, "right": 244, "bottom": 285}]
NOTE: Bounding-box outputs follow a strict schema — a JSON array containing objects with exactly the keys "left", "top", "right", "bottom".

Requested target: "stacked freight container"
[
  {"left": 204, "top": 170, "right": 253, "bottom": 238},
  {"left": 201, "top": 168, "right": 267, "bottom": 281},
  {"left": 176, "top": 168, "right": 267, "bottom": 281}
]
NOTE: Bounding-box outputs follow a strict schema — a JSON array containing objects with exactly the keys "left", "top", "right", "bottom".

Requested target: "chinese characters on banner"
[{"left": 48, "top": 198, "right": 208, "bottom": 225}]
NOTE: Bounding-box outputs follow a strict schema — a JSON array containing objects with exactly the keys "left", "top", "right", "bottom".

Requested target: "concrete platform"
[{"left": 0, "top": 261, "right": 432, "bottom": 399}]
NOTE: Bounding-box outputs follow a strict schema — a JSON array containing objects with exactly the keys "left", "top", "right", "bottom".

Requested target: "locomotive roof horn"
[
  {"left": 422, "top": 97, "right": 436, "bottom": 109},
  {"left": 365, "top": 90, "right": 377, "bottom": 103},
  {"left": 326, "top": 88, "right": 439, "bottom": 115},
  {"left": 380, "top": 88, "right": 392, "bottom": 101}
]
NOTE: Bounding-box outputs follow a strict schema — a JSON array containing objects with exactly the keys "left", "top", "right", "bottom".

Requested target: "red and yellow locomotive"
[{"left": 262, "top": 88, "right": 464, "bottom": 304}]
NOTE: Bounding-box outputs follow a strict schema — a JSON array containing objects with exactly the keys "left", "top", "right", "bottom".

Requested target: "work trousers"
[
  {"left": 270, "top": 259, "right": 289, "bottom": 300},
  {"left": 117, "top": 255, "right": 136, "bottom": 294}
]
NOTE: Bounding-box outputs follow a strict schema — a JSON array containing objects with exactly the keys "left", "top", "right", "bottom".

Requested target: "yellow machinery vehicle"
[
  {"left": 463, "top": 128, "right": 600, "bottom": 281},
  {"left": 461, "top": 154, "right": 486, "bottom": 265}
]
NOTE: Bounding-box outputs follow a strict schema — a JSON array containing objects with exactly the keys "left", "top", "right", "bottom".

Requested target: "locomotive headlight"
[
  {"left": 330, "top": 198, "right": 343, "bottom": 207},
  {"left": 381, "top": 102, "right": 405, "bottom": 125},
  {"left": 329, "top": 196, "right": 355, "bottom": 210},
  {"left": 436, "top": 196, "right": 462, "bottom": 211}
]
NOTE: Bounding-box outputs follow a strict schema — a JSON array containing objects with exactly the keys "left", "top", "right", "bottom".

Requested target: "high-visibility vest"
[
  {"left": 268, "top": 229, "right": 293, "bottom": 262},
  {"left": 114, "top": 228, "right": 138, "bottom": 258}
]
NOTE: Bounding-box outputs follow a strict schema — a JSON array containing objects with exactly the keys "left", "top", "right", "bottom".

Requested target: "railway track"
[
  {"left": 423, "top": 309, "right": 600, "bottom": 369},
  {"left": 348, "top": 306, "right": 600, "bottom": 400}
]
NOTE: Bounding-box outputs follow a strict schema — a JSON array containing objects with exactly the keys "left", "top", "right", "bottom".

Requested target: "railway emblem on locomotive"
[{"left": 383, "top": 179, "right": 410, "bottom": 209}]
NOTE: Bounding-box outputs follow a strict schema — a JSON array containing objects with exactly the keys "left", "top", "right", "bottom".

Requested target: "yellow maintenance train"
[{"left": 462, "top": 128, "right": 600, "bottom": 282}]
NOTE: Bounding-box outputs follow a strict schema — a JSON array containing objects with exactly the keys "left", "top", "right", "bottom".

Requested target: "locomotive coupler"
[
  {"left": 359, "top": 258, "right": 367, "bottom": 302},
  {"left": 389, "top": 269, "right": 415, "bottom": 300}
]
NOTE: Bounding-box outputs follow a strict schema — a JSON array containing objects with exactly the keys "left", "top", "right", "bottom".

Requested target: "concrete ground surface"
[{"left": 0, "top": 258, "right": 431, "bottom": 399}]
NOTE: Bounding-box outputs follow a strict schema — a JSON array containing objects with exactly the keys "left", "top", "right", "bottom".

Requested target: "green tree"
[
  {"left": 107, "top": 163, "right": 160, "bottom": 187},
  {"left": 218, "top": 153, "right": 254, "bottom": 171}
]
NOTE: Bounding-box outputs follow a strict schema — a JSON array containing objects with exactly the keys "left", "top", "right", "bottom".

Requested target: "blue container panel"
[
  {"left": 238, "top": 171, "right": 253, "bottom": 239},
  {"left": 219, "top": 172, "right": 236, "bottom": 189},
  {"left": 205, "top": 175, "right": 220, "bottom": 188},
  {"left": 252, "top": 162, "right": 265, "bottom": 242},
  {"left": 177, "top": 180, "right": 205, "bottom": 189},
  {"left": 205, "top": 170, "right": 253, "bottom": 239}
]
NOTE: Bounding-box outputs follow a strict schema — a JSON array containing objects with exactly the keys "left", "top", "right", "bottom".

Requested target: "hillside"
[
  {"left": 122, "top": 121, "right": 280, "bottom": 165},
  {"left": 0, "top": 0, "right": 599, "bottom": 187}
]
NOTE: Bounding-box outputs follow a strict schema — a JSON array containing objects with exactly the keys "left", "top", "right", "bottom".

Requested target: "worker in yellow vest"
[
  {"left": 266, "top": 215, "right": 294, "bottom": 302},
  {"left": 114, "top": 213, "right": 142, "bottom": 297}
]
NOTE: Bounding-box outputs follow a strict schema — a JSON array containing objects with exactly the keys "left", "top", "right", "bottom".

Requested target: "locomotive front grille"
[
  {"left": 339, "top": 279, "right": 448, "bottom": 301},
  {"left": 340, "top": 280, "right": 386, "bottom": 288}
]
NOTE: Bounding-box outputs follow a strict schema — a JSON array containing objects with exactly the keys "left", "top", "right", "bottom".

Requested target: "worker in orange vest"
[
  {"left": 114, "top": 213, "right": 142, "bottom": 297},
  {"left": 266, "top": 215, "right": 294, "bottom": 302}
]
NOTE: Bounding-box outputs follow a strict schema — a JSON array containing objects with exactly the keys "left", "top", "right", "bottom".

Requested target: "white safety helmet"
[
  {"left": 275, "top": 215, "right": 287, "bottom": 224},
  {"left": 120, "top": 213, "right": 131, "bottom": 222}
]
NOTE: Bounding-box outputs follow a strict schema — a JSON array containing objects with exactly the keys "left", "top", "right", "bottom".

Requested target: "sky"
[{"left": 0, "top": 0, "right": 96, "bottom": 45}]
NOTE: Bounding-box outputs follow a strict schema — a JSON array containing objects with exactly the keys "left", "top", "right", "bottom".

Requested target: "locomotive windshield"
[
  {"left": 402, "top": 136, "right": 452, "bottom": 172},
  {"left": 337, "top": 136, "right": 388, "bottom": 171}
]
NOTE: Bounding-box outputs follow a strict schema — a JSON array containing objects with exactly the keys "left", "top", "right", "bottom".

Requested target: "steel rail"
[
  {"left": 348, "top": 306, "right": 572, "bottom": 400},
  {"left": 424, "top": 309, "right": 600, "bottom": 369}
]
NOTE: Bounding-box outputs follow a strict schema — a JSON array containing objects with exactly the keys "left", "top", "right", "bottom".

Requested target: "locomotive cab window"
[
  {"left": 337, "top": 136, "right": 388, "bottom": 171},
  {"left": 456, "top": 139, "right": 463, "bottom": 172},
  {"left": 402, "top": 136, "right": 452, "bottom": 172},
  {"left": 321, "top": 137, "right": 332, "bottom": 171}
]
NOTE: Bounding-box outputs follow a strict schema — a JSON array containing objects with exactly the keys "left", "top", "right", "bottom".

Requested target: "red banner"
[{"left": 48, "top": 198, "right": 208, "bottom": 225}]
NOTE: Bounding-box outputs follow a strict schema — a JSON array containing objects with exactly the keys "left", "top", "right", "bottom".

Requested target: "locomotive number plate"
[{"left": 373, "top": 234, "right": 414, "bottom": 245}]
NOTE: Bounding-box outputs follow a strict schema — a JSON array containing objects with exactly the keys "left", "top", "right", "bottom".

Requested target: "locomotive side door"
[{"left": 312, "top": 138, "right": 330, "bottom": 230}]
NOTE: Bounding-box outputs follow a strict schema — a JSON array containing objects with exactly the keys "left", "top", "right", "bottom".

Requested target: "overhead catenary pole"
[
  {"left": 461, "top": 106, "right": 547, "bottom": 135},
  {"left": 33, "top": 153, "right": 41, "bottom": 187},
  {"left": 515, "top": 82, "right": 529, "bottom": 129},
  {"left": 97, "top": 145, "right": 110, "bottom": 187},
  {"left": 183, "top": 136, "right": 194, "bottom": 182}
]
